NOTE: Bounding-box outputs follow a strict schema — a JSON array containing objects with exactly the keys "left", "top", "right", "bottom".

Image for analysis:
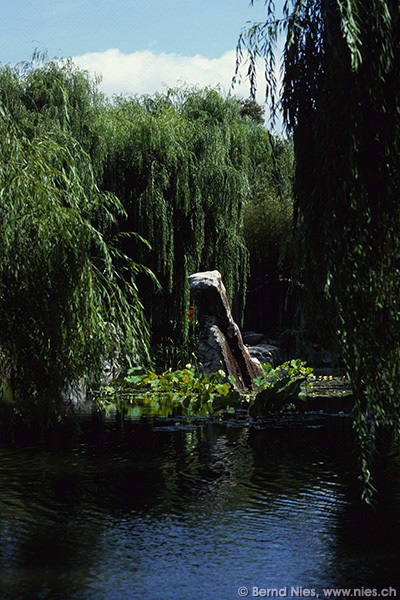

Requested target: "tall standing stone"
[{"left": 188, "top": 270, "right": 264, "bottom": 390}]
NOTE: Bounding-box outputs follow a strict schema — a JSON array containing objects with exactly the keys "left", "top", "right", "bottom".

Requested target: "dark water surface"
[{"left": 1, "top": 415, "right": 400, "bottom": 600}]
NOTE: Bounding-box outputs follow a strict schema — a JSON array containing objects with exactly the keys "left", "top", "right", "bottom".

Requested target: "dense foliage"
[
  {"left": 238, "top": 0, "right": 400, "bottom": 500},
  {"left": 0, "top": 56, "right": 295, "bottom": 416},
  {"left": 0, "top": 60, "right": 152, "bottom": 417},
  {"left": 98, "top": 359, "right": 313, "bottom": 418},
  {"left": 243, "top": 134, "right": 294, "bottom": 280},
  {"left": 95, "top": 88, "right": 277, "bottom": 356}
]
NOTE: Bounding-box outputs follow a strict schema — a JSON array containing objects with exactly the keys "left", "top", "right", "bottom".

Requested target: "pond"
[{"left": 0, "top": 413, "right": 399, "bottom": 600}]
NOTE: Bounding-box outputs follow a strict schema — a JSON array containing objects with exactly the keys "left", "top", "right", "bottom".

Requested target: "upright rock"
[{"left": 188, "top": 270, "right": 264, "bottom": 390}]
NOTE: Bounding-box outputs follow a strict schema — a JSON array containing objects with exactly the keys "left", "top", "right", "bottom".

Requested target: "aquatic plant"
[
  {"left": 98, "top": 360, "right": 314, "bottom": 418},
  {"left": 250, "top": 359, "right": 314, "bottom": 416}
]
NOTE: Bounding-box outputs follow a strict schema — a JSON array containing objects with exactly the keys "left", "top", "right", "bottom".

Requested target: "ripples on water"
[{"left": 0, "top": 416, "right": 400, "bottom": 600}]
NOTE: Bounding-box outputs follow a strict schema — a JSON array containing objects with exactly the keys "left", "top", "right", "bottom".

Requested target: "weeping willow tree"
[
  {"left": 238, "top": 0, "right": 400, "bottom": 500},
  {"left": 0, "top": 54, "right": 105, "bottom": 162},
  {"left": 96, "top": 88, "right": 274, "bottom": 357},
  {"left": 0, "top": 56, "right": 289, "bottom": 403},
  {"left": 0, "top": 60, "right": 152, "bottom": 419}
]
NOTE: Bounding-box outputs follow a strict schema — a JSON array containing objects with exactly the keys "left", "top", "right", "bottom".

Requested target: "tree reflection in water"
[{"left": 0, "top": 417, "right": 399, "bottom": 599}]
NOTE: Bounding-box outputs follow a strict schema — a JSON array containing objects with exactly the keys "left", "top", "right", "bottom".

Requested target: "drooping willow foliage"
[
  {"left": 95, "top": 88, "right": 276, "bottom": 355},
  {"left": 238, "top": 0, "right": 400, "bottom": 500},
  {"left": 0, "top": 60, "right": 152, "bottom": 418},
  {"left": 0, "top": 57, "right": 284, "bottom": 406}
]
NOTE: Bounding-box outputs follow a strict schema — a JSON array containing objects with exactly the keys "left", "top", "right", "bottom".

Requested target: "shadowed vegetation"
[{"left": 238, "top": 0, "right": 400, "bottom": 501}]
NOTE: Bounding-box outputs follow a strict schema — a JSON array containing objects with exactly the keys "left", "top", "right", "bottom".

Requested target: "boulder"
[
  {"left": 247, "top": 343, "right": 282, "bottom": 366},
  {"left": 242, "top": 331, "right": 265, "bottom": 346},
  {"left": 188, "top": 270, "right": 263, "bottom": 390}
]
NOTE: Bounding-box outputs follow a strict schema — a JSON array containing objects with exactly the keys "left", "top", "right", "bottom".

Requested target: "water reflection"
[{"left": 0, "top": 417, "right": 399, "bottom": 599}]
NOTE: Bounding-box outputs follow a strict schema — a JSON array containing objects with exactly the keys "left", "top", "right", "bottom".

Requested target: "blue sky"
[
  {"left": 2, "top": 1, "right": 268, "bottom": 63},
  {"left": 1, "top": 1, "right": 283, "bottom": 107}
]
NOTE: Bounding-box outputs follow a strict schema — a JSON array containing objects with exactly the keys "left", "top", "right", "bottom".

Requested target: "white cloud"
[{"left": 71, "top": 47, "right": 266, "bottom": 103}]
